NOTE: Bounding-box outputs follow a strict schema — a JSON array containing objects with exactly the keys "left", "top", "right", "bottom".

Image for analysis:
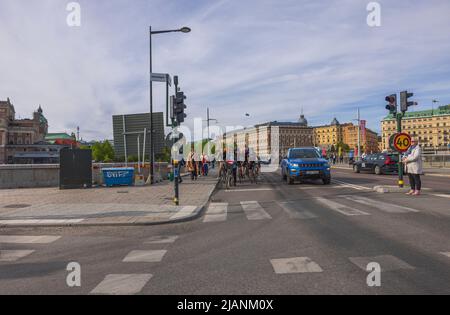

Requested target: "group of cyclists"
[{"left": 218, "top": 144, "right": 261, "bottom": 189}]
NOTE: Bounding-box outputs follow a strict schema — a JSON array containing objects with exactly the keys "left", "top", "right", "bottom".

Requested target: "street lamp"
[{"left": 149, "top": 26, "right": 191, "bottom": 184}]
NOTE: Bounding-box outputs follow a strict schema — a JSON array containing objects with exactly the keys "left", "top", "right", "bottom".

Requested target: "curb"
[{"left": 0, "top": 179, "right": 220, "bottom": 229}]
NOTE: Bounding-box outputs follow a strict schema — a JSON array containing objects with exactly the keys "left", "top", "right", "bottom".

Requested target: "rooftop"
[{"left": 383, "top": 105, "right": 450, "bottom": 120}]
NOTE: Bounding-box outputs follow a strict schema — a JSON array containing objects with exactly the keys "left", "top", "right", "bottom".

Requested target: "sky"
[{"left": 1, "top": 0, "right": 450, "bottom": 141}]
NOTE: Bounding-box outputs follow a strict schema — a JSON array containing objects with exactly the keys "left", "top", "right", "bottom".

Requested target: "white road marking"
[
  {"left": 340, "top": 195, "right": 420, "bottom": 213},
  {"left": 144, "top": 235, "right": 178, "bottom": 244},
  {"left": 433, "top": 194, "right": 450, "bottom": 199},
  {"left": 0, "top": 235, "right": 61, "bottom": 244},
  {"left": 277, "top": 201, "right": 318, "bottom": 219},
  {"left": 123, "top": 250, "right": 167, "bottom": 263},
  {"left": 240, "top": 201, "right": 272, "bottom": 220},
  {"left": 203, "top": 203, "right": 228, "bottom": 222},
  {"left": 315, "top": 197, "right": 370, "bottom": 216},
  {"left": 332, "top": 179, "right": 372, "bottom": 191},
  {"left": 349, "top": 255, "right": 415, "bottom": 271},
  {"left": 169, "top": 206, "right": 197, "bottom": 220},
  {"left": 225, "top": 188, "right": 277, "bottom": 192},
  {"left": 270, "top": 257, "right": 323, "bottom": 274},
  {"left": 0, "top": 219, "right": 84, "bottom": 226},
  {"left": 440, "top": 252, "right": 450, "bottom": 258},
  {"left": 0, "top": 250, "right": 35, "bottom": 262},
  {"left": 90, "top": 274, "right": 152, "bottom": 295}
]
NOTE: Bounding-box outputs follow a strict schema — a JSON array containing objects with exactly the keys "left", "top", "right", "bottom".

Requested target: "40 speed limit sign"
[{"left": 390, "top": 133, "right": 412, "bottom": 152}]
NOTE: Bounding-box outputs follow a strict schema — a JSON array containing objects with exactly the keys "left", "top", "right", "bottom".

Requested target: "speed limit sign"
[{"left": 392, "top": 133, "right": 412, "bottom": 152}]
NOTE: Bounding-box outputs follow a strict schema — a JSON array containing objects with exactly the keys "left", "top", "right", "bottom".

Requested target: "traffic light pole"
[
  {"left": 173, "top": 77, "right": 180, "bottom": 206},
  {"left": 397, "top": 112, "right": 404, "bottom": 188}
]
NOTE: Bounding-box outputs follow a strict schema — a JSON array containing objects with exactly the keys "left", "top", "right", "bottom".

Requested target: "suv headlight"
[{"left": 291, "top": 163, "right": 299, "bottom": 167}]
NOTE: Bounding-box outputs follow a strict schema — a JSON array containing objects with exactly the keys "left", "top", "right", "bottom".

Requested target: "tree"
[{"left": 92, "top": 140, "right": 115, "bottom": 162}]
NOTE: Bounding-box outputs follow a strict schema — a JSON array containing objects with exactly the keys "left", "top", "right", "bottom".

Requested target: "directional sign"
[
  {"left": 151, "top": 73, "right": 171, "bottom": 85},
  {"left": 392, "top": 133, "right": 411, "bottom": 153}
]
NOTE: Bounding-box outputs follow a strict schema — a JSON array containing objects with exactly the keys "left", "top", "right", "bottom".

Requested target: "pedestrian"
[
  {"left": 403, "top": 138, "right": 423, "bottom": 196},
  {"left": 187, "top": 150, "right": 198, "bottom": 180},
  {"left": 202, "top": 154, "right": 209, "bottom": 176}
]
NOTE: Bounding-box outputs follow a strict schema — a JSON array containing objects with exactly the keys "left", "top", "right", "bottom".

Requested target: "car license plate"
[
  {"left": 306, "top": 171, "right": 319, "bottom": 175},
  {"left": 362, "top": 163, "right": 366, "bottom": 168}
]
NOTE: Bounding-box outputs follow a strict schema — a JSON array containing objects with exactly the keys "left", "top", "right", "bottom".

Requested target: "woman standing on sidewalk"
[{"left": 403, "top": 138, "right": 423, "bottom": 196}]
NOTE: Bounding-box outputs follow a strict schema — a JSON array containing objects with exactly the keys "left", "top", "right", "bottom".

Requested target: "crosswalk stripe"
[
  {"left": 433, "top": 194, "right": 450, "bottom": 199},
  {"left": 203, "top": 203, "right": 228, "bottom": 222},
  {"left": 144, "top": 235, "right": 178, "bottom": 244},
  {"left": 315, "top": 197, "right": 370, "bottom": 216},
  {"left": 277, "top": 201, "right": 318, "bottom": 219},
  {"left": 240, "top": 201, "right": 272, "bottom": 220},
  {"left": 340, "top": 195, "right": 419, "bottom": 213},
  {"left": 0, "top": 235, "right": 61, "bottom": 244},
  {"left": 332, "top": 179, "right": 372, "bottom": 191},
  {"left": 270, "top": 257, "right": 323, "bottom": 274},
  {"left": 90, "top": 274, "right": 152, "bottom": 295},
  {"left": 123, "top": 250, "right": 167, "bottom": 263},
  {"left": 440, "top": 252, "right": 450, "bottom": 258},
  {"left": 169, "top": 206, "right": 197, "bottom": 220},
  {"left": 0, "top": 250, "right": 35, "bottom": 262}
]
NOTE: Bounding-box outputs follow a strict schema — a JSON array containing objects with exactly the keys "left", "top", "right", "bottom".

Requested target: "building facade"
[
  {"left": 381, "top": 105, "right": 450, "bottom": 152},
  {"left": 112, "top": 112, "right": 164, "bottom": 160},
  {"left": 0, "top": 98, "right": 50, "bottom": 164},
  {"left": 313, "top": 118, "right": 379, "bottom": 154},
  {"left": 216, "top": 114, "right": 314, "bottom": 160}
]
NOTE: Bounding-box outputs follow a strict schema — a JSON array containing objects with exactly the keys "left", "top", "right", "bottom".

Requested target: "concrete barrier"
[{"left": 0, "top": 162, "right": 170, "bottom": 189}]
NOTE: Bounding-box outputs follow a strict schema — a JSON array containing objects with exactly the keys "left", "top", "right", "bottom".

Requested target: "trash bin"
[{"left": 102, "top": 167, "right": 135, "bottom": 187}]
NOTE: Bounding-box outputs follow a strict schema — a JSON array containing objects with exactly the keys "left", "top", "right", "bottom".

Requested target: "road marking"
[
  {"left": 169, "top": 206, "right": 197, "bottom": 220},
  {"left": 349, "top": 255, "right": 414, "bottom": 271},
  {"left": 340, "top": 195, "right": 419, "bottom": 213},
  {"left": 123, "top": 250, "right": 167, "bottom": 263},
  {"left": 332, "top": 179, "right": 372, "bottom": 191},
  {"left": 277, "top": 201, "right": 318, "bottom": 219},
  {"left": 440, "top": 252, "right": 450, "bottom": 258},
  {"left": 270, "top": 257, "right": 323, "bottom": 274},
  {"left": 90, "top": 274, "right": 152, "bottom": 295},
  {"left": 0, "top": 219, "right": 84, "bottom": 226},
  {"left": 203, "top": 203, "right": 228, "bottom": 222},
  {"left": 433, "top": 194, "right": 450, "bottom": 199},
  {"left": 315, "top": 197, "right": 370, "bottom": 216},
  {"left": 240, "top": 201, "right": 272, "bottom": 220},
  {"left": 0, "top": 250, "right": 35, "bottom": 262},
  {"left": 0, "top": 235, "right": 61, "bottom": 244},
  {"left": 225, "top": 188, "right": 277, "bottom": 192},
  {"left": 144, "top": 235, "right": 178, "bottom": 244}
]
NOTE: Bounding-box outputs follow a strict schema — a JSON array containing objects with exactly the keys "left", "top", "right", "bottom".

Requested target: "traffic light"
[
  {"left": 174, "top": 91, "right": 187, "bottom": 124},
  {"left": 385, "top": 94, "right": 397, "bottom": 115},
  {"left": 400, "top": 91, "right": 416, "bottom": 113}
]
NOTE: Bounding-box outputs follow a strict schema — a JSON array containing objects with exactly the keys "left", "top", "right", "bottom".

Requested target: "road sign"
[
  {"left": 151, "top": 73, "right": 170, "bottom": 83},
  {"left": 392, "top": 133, "right": 412, "bottom": 152}
]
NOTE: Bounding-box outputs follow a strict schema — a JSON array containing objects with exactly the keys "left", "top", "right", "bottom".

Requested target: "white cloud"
[{"left": 1, "top": 0, "right": 449, "bottom": 141}]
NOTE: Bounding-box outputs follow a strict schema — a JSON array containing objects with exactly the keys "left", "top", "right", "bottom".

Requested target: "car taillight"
[{"left": 385, "top": 156, "right": 394, "bottom": 165}]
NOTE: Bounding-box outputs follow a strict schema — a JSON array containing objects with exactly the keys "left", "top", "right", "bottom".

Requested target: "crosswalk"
[
  {"left": 204, "top": 195, "right": 423, "bottom": 223},
  {"left": 0, "top": 235, "right": 61, "bottom": 262}
]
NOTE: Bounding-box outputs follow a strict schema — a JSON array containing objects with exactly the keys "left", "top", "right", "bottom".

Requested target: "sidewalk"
[{"left": 0, "top": 169, "right": 218, "bottom": 228}]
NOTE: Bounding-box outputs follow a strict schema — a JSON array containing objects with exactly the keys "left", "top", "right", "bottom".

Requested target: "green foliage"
[
  {"left": 156, "top": 147, "right": 171, "bottom": 163},
  {"left": 92, "top": 140, "right": 115, "bottom": 162},
  {"left": 336, "top": 142, "right": 350, "bottom": 154}
]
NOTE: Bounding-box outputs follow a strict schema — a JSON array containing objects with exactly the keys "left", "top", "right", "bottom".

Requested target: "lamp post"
[{"left": 149, "top": 26, "right": 191, "bottom": 184}]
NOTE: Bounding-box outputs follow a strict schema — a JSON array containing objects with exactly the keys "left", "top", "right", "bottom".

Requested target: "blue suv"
[{"left": 281, "top": 147, "right": 331, "bottom": 185}]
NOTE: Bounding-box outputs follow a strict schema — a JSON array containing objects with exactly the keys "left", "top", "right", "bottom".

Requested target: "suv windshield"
[{"left": 289, "top": 149, "right": 320, "bottom": 159}]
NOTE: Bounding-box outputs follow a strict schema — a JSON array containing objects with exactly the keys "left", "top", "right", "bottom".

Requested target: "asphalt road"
[{"left": 1, "top": 168, "right": 449, "bottom": 295}]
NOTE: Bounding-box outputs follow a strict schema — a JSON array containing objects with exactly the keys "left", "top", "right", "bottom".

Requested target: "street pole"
[
  {"left": 173, "top": 76, "right": 179, "bottom": 206},
  {"left": 357, "top": 108, "right": 361, "bottom": 161},
  {"left": 149, "top": 26, "right": 154, "bottom": 184},
  {"left": 397, "top": 112, "right": 404, "bottom": 188}
]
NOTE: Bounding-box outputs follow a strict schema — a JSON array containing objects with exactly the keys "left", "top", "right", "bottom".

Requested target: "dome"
[
  {"left": 298, "top": 114, "right": 308, "bottom": 126},
  {"left": 330, "top": 117, "right": 340, "bottom": 125}
]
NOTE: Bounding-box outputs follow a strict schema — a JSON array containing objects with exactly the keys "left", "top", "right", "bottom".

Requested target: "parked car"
[
  {"left": 353, "top": 153, "right": 398, "bottom": 175},
  {"left": 281, "top": 147, "right": 331, "bottom": 185}
]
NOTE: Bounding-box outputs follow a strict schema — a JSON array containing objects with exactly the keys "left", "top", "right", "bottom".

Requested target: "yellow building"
[
  {"left": 381, "top": 105, "right": 450, "bottom": 151},
  {"left": 313, "top": 118, "right": 379, "bottom": 154}
]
